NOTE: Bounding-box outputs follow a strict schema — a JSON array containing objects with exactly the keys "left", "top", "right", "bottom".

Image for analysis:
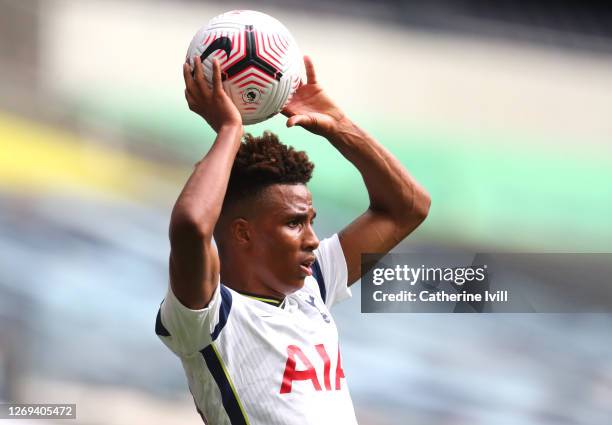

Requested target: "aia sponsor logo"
[{"left": 280, "top": 344, "right": 345, "bottom": 394}]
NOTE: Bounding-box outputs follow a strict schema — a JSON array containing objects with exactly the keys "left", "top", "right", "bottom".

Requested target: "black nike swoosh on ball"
[{"left": 200, "top": 36, "right": 233, "bottom": 62}]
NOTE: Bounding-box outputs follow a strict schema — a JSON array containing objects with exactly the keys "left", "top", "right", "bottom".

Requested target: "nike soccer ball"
[{"left": 186, "top": 10, "right": 302, "bottom": 125}]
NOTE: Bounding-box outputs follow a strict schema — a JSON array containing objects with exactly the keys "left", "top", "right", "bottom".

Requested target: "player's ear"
[{"left": 230, "top": 218, "right": 250, "bottom": 244}]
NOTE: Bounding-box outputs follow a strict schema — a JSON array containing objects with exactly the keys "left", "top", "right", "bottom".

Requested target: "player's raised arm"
[
  {"left": 283, "top": 56, "right": 431, "bottom": 285},
  {"left": 169, "top": 57, "right": 243, "bottom": 309}
]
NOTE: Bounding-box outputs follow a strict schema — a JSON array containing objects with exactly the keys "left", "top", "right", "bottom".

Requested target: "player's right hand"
[{"left": 184, "top": 56, "right": 242, "bottom": 133}]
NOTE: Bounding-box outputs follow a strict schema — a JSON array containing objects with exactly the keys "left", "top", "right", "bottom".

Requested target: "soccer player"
[{"left": 156, "top": 55, "right": 430, "bottom": 424}]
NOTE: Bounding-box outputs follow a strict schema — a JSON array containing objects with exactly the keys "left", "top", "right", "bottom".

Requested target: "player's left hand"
[{"left": 282, "top": 56, "right": 348, "bottom": 138}]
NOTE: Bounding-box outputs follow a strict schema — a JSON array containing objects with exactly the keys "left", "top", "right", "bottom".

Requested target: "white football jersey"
[{"left": 156, "top": 234, "right": 358, "bottom": 425}]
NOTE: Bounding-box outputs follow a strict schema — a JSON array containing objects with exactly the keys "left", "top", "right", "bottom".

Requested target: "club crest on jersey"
[{"left": 305, "top": 295, "right": 330, "bottom": 323}]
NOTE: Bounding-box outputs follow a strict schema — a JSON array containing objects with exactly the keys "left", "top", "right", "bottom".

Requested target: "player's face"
[{"left": 249, "top": 184, "right": 319, "bottom": 295}]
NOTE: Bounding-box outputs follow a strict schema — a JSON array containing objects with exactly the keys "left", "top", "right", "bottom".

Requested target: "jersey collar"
[{"left": 237, "top": 290, "right": 286, "bottom": 307}]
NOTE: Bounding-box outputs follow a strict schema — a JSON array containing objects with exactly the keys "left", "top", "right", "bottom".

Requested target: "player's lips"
[
  {"left": 299, "top": 256, "right": 315, "bottom": 276},
  {"left": 299, "top": 264, "right": 313, "bottom": 276}
]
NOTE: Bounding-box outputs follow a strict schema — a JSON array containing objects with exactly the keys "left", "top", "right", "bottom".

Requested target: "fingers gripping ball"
[{"left": 187, "top": 10, "right": 303, "bottom": 125}]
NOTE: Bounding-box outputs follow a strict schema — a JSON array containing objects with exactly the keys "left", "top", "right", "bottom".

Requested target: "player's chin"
[
  {"left": 294, "top": 275, "right": 307, "bottom": 287},
  {"left": 285, "top": 264, "right": 310, "bottom": 290},
  {"left": 281, "top": 278, "right": 304, "bottom": 295},
  {"left": 290, "top": 273, "right": 307, "bottom": 289}
]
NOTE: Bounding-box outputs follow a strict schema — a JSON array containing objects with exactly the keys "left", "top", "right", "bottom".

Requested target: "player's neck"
[{"left": 219, "top": 265, "right": 286, "bottom": 305}]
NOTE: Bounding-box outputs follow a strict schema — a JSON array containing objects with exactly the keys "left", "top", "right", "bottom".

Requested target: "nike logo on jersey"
[
  {"left": 280, "top": 344, "right": 345, "bottom": 394},
  {"left": 200, "top": 36, "right": 233, "bottom": 62}
]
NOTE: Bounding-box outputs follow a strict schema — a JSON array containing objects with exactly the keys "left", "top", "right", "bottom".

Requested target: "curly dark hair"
[{"left": 223, "top": 132, "right": 314, "bottom": 209}]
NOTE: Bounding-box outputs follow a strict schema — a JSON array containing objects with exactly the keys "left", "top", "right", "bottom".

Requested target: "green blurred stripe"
[{"left": 70, "top": 90, "right": 612, "bottom": 250}]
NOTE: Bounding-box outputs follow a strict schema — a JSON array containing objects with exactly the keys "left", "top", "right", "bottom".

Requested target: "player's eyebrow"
[{"left": 285, "top": 210, "right": 316, "bottom": 221}]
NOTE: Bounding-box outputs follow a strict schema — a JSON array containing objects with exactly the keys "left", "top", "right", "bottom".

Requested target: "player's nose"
[{"left": 303, "top": 223, "right": 319, "bottom": 251}]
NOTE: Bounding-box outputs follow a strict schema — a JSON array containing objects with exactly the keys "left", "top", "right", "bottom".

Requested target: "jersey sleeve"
[
  {"left": 313, "top": 233, "right": 352, "bottom": 309},
  {"left": 156, "top": 280, "right": 227, "bottom": 356}
]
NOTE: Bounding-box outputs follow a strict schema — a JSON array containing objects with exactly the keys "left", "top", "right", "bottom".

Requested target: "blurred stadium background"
[{"left": 1, "top": 0, "right": 612, "bottom": 424}]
